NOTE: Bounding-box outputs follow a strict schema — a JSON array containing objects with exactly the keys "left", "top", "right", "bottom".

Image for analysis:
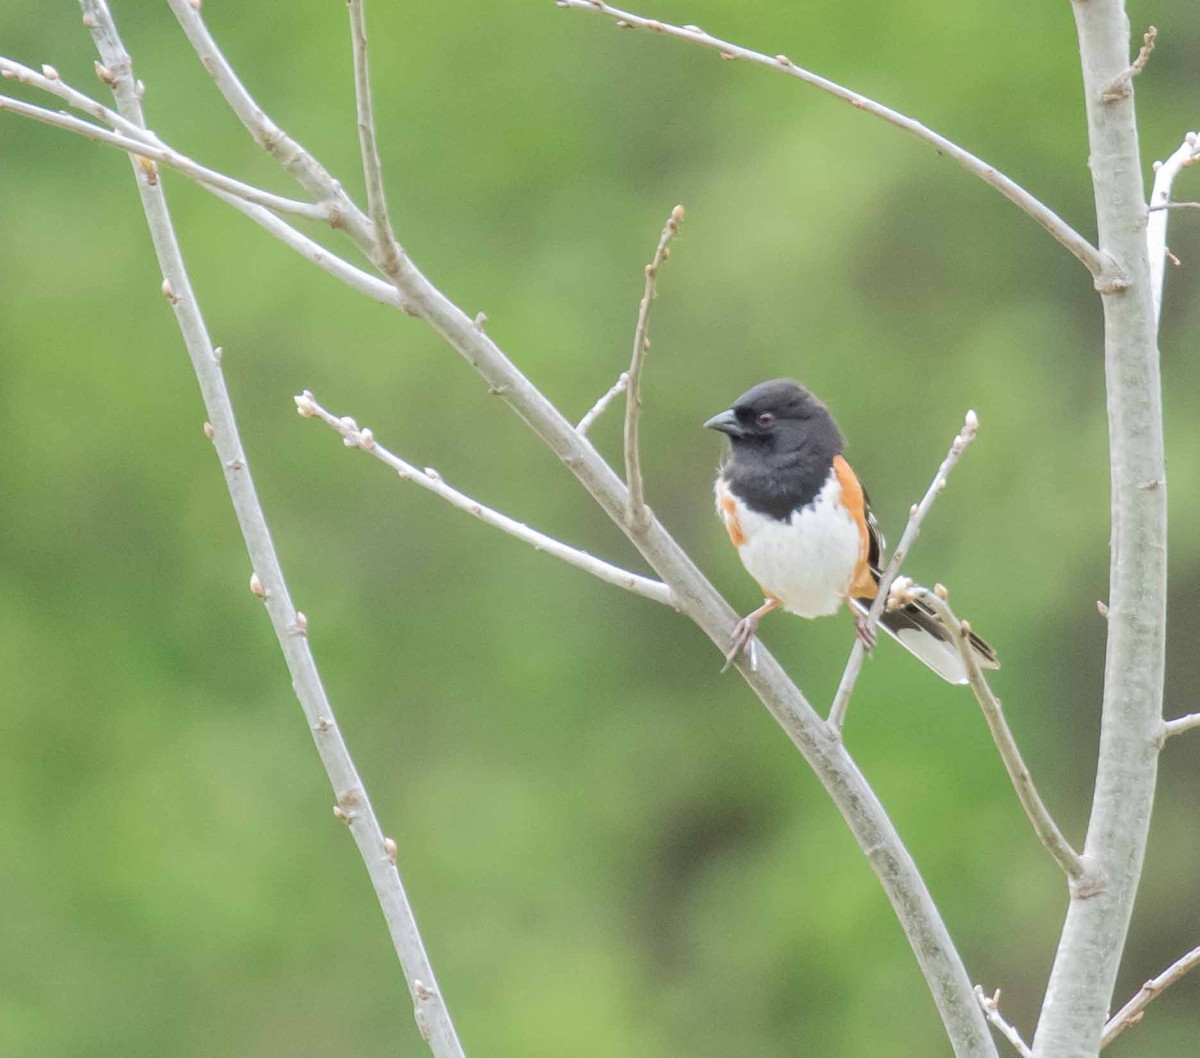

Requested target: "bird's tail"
[{"left": 851, "top": 593, "right": 999, "bottom": 685}]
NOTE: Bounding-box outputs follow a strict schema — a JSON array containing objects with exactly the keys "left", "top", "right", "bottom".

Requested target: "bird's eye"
[{"left": 756, "top": 412, "right": 776, "bottom": 429}]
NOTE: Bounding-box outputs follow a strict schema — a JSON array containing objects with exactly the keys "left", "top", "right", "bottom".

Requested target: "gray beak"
[{"left": 703, "top": 408, "right": 743, "bottom": 437}]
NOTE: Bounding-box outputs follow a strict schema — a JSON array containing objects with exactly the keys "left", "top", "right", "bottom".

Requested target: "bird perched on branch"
[{"left": 705, "top": 378, "right": 997, "bottom": 683}]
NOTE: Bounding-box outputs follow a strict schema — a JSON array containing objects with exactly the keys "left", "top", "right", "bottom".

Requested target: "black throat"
[{"left": 723, "top": 417, "right": 843, "bottom": 522}]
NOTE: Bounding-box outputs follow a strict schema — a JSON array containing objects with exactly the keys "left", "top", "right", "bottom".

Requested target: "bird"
[{"left": 704, "top": 378, "right": 998, "bottom": 683}]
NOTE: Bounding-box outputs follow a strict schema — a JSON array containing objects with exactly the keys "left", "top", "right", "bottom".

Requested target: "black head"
[
  {"left": 704, "top": 379, "right": 844, "bottom": 517},
  {"left": 704, "top": 379, "right": 841, "bottom": 454}
]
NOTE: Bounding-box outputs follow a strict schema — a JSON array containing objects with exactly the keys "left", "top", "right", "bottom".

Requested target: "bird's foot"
[
  {"left": 854, "top": 610, "right": 877, "bottom": 651},
  {"left": 721, "top": 614, "right": 760, "bottom": 672}
]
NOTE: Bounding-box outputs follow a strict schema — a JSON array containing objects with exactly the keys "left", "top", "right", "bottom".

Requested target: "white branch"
[
  {"left": 557, "top": 0, "right": 1112, "bottom": 283},
  {"left": 827, "top": 409, "right": 979, "bottom": 733},
  {"left": 0, "top": 92, "right": 329, "bottom": 221},
  {"left": 164, "top": 0, "right": 375, "bottom": 250},
  {"left": 75, "top": 3, "right": 465, "bottom": 1056},
  {"left": 346, "top": 0, "right": 405, "bottom": 278},
  {"left": 297, "top": 392, "right": 676, "bottom": 609},
  {"left": 1034, "top": 5, "right": 1168, "bottom": 1053},
  {"left": 624, "top": 205, "right": 683, "bottom": 529},
  {"left": 899, "top": 584, "right": 1087, "bottom": 882},
  {"left": 1147, "top": 131, "right": 1199, "bottom": 324},
  {"left": 576, "top": 371, "right": 628, "bottom": 436},
  {"left": 1162, "top": 711, "right": 1200, "bottom": 740},
  {"left": 975, "top": 987, "right": 1032, "bottom": 1058},
  {"left": 1100, "top": 943, "right": 1200, "bottom": 1048}
]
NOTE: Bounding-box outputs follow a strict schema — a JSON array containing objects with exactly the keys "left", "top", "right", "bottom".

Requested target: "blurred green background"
[{"left": 2, "top": 1, "right": 1198, "bottom": 1055}]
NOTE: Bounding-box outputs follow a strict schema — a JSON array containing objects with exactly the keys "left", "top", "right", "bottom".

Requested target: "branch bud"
[
  {"left": 203, "top": 421, "right": 215, "bottom": 440},
  {"left": 249, "top": 571, "right": 266, "bottom": 600},
  {"left": 94, "top": 61, "right": 115, "bottom": 87},
  {"left": 41, "top": 64, "right": 60, "bottom": 81},
  {"left": 359, "top": 427, "right": 375, "bottom": 449},
  {"left": 383, "top": 837, "right": 398, "bottom": 865},
  {"left": 294, "top": 391, "right": 317, "bottom": 417},
  {"left": 160, "top": 278, "right": 177, "bottom": 303}
]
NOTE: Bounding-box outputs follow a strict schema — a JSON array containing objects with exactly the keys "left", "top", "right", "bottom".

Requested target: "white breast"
[{"left": 718, "top": 471, "right": 861, "bottom": 619}]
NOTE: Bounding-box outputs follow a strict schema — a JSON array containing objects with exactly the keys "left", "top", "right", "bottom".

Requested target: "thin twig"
[
  {"left": 0, "top": 92, "right": 330, "bottom": 221},
  {"left": 1147, "top": 131, "right": 1200, "bottom": 324},
  {"left": 0, "top": 55, "right": 148, "bottom": 139},
  {"left": 1163, "top": 712, "right": 1200, "bottom": 740},
  {"left": 298, "top": 392, "right": 676, "bottom": 608},
  {"left": 624, "top": 204, "right": 683, "bottom": 529},
  {"left": 1100, "top": 943, "right": 1200, "bottom": 1048},
  {"left": 346, "top": 0, "right": 405, "bottom": 278},
  {"left": 974, "top": 987, "right": 1032, "bottom": 1058},
  {"left": 827, "top": 410, "right": 979, "bottom": 733},
  {"left": 895, "top": 582, "right": 1088, "bottom": 882},
  {"left": 1148, "top": 201, "right": 1200, "bottom": 210},
  {"left": 208, "top": 187, "right": 412, "bottom": 311},
  {"left": 576, "top": 371, "right": 629, "bottom": 436},
  {"left": 75, "top": 3, "right": 465, "bottom": 1056},
  {"left": 557, "top": 0, "right": 1112, "bottom": 283}
]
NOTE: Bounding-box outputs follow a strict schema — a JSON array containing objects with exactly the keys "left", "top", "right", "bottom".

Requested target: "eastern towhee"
[{"left": 706, "top": 379, "right": 998, "bottom": 683}]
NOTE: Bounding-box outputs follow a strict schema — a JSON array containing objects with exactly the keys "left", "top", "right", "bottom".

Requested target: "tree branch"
[
  {"left": 624, "top": 204, "right": 682, "bottom": 530},
  {"left": 1033, "top": 4, "right": 1167, "bottom": 1053},
  {"left": 1162, "top": 711, "right": 1200, "bottom": 740},
  {"left": 1100, "top": 943, "right": 1200, "bottom": 1048},
  {"left": 0, "top": 91, "right": 330, "bottom": 221},
  {"left": 1147, "top": 131, "right": 1199, "bottom": 324},
  {"left": 74, "top": 3, "right": 465, "bottom": 1056},
  {"left": 297, "top": 391, "right": 676, "bottom": 608},
  {"left": 827, "top": 409, "right": 979, "bottom": 733},
  {"left": 975, "top": 987, "right": 1033, "bottom": 1058},
  {"left": 896, "top": 584, "right": 1087, "bottom": 882},
  {"left": 556, "top": 0, "right": 1113, "bottom": 283},
  {"left": 346, "top": 0, "right": 405, "bottom": 278},
  {"left": 576, "top": 370, "right": 629, "bottom": 436}
]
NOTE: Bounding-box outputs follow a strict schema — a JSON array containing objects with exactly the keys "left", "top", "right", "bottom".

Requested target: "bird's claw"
[
  {"left": 721, "top": 615, "right": 759, "bottom": 673},
  {"left": 854, "top": 611, "right": 877, "bottom": 651}
]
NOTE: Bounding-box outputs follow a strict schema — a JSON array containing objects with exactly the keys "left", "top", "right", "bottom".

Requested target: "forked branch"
[
  {"left": 974, "top": 987, "right": 1032, "bottom": 1058},
  {"left": 297, "top": 392, "right": 676, "bottom": 608},
  {"left": 895, "top": 583, "right": 1087, "bottom": 883},
  {"left": 1101, "top": 943, "right": 1200, "bottom": 1048},
  {"left": 557, "top": 0, "right": 1112, "bottom": 282}
]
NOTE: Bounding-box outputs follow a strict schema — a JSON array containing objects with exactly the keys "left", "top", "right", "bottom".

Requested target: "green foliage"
[{"left": 1, "top": 1, "right": 1198, "bottom": 1055}]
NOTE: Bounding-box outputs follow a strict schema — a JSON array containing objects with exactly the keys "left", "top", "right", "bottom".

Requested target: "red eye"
[{"left": 756, "top": 412, "right": 775, "bottom": 429}]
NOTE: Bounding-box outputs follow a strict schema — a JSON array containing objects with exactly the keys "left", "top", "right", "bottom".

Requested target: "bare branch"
[
  {"left": 827, "top": 409, "right": 979, "bottom": 733},
  {"left": 207, "top": 187, "right": 410, "bottom": 310},
  {"left": 1035, "top": 5, "right": 1168, "bottom": 1050},
  {"left": 1101, "top": 943, "right": 1200, "bottom": 1048},
  {"left": 346, "top": 0, "right": 405, "bottom": 278},
  {"left": 0, "top": 92, "right": 330, "bottom": 221},
  {"left": 576, "top": 371, "right": 628, "bottom": 436},
  {"left": 557, "top": 0, "right": 1112, "bottom": 282},
  {"left": 297, "top": 392, "right": 676, "bottom": 609},
  {"left": 75, "top": 3, "right": 465, "bottom": 1056},
  {"left": 975, "top": 987, "right": 1032, "bottom": 1058},
  {"left": 0, "top": 55, "right": 148, "bottom": 138},
  {"left": 1163, "top": 711, "right": 1200, "bottom": 740},
  {"left": 896, "top": 583, "right": 1088, "bottom": 882},
  {"left": 1147, "top": 131, "right": 1199, "bottom": 324},
  {"left": 624, "top": 204, "right": 683, "bottom": 529}
]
